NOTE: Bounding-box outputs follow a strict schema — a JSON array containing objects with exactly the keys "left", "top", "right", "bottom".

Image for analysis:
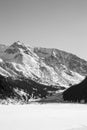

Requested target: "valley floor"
[{"left": 0, "top": 104, "right": 87, "bottom": 130}]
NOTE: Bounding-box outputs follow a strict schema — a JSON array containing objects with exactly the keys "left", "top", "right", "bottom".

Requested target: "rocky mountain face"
[{"left": 0, "top": 41, "right": 87, "bottom": 104}]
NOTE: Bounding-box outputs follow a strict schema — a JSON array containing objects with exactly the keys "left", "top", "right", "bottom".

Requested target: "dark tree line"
[
  {"left": 63, "top": 77, "right": 87, "bottom": 103},
  {"left": 0, "top": 75, "right": 58, "bottom": 102}
]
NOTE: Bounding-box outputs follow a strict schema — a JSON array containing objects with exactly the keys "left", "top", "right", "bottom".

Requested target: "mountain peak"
[
  {"left": 4, "top": 41, "right": 27, "bottom": 54},
  {"left": 11, "top": 41, "right": 25, "bottom": 48}
]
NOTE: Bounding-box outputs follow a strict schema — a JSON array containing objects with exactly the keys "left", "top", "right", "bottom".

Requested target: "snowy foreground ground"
[{"left": 0, "top": 104, "right": 87, "bottom": 130}]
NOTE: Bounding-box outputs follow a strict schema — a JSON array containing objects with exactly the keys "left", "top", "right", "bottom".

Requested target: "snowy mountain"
[
  {"left": 0, "top": 41, "right": 86, "bottom": 86},
  {"left": 0, "top": 41, "right": 87, "bottom": 103}
]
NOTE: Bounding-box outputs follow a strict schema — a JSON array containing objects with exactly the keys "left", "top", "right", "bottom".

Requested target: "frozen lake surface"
[{"left": 0, "top": 103, "right": 87, "bottom": 130}]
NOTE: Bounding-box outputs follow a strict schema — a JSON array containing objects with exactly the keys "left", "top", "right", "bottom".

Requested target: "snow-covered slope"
[{"left": 0, "top": 41, "right": 86, "bottom": 88}]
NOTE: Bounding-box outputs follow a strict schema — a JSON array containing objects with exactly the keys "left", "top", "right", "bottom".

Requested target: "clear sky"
[{"left": 0, "top": 0, "right": 87, "bottom": 60}]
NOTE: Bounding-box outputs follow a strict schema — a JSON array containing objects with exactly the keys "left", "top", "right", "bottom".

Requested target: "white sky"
[{"left": 0, "top": 0, "right": 87, "bottom": 60}]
